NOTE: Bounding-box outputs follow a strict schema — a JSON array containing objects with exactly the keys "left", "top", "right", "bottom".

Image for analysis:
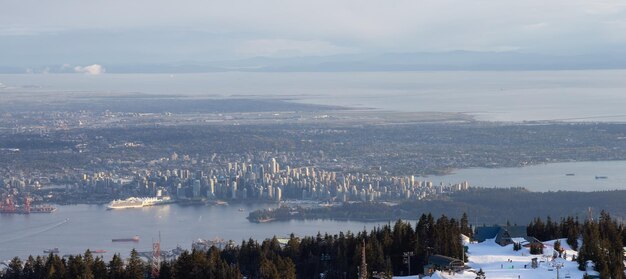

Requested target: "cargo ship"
[
  {"left": 112, "top": 235, "right": 140, "bottom": 242},
  {"left": 107, "top": 196, "right": 171, "bottom": 210},
  {"left": 0, "top": 196, "right": 56, "bottom": 214},
  {"left": 210, "top": 200, "right": 229, "bottom": 206}
]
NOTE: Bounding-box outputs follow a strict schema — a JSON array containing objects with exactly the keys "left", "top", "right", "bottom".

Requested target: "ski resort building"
[{"left": 474, "top": 225, "right": 541, "bottom": 246}]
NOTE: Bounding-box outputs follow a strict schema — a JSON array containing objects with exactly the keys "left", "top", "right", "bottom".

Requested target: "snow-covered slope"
[{"left": 395, "top": 238, "right": 599, "bottom": 279}]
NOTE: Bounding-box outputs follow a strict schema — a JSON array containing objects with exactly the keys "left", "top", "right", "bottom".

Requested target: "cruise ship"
[{"left": 107, "top": 196, "right": 171, "bottom": 210}]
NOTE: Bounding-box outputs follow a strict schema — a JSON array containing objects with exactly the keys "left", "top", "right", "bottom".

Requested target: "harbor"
[
  {"left": 0, "top": 202, "right": 392, "bottom": 262},
  {"left": 0, "top": 196, "right": 56, "bottom": 214}
]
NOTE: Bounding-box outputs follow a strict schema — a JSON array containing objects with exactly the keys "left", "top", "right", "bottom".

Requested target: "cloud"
[
  {"left": 236, "top": 39, "right": 355, "bottom": 57},
  {"left": 74, "top": 64, "right": 105, "bottom": 75},
  {"left": 2, "top": 0, "right": 626, "bottom": 65},
  {"left": 521, "top": 22, "right": 549, "bottom": 31},
  {"left": 0, "top": 25, "right": 61, "bottom": 36},
  {"left": 581, "top": 1, "right": 626, "bottom": 15}
]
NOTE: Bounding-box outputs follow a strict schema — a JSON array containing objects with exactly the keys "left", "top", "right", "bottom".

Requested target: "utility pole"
[
  {"left": 359, "top": 239, "right": 368, "bottom": 279},
  {"left": 403, "top": 251, "right": 414, "bottom": 275},
  {"left": 555, "top": 262, "right": 563, "bottom": 279}
]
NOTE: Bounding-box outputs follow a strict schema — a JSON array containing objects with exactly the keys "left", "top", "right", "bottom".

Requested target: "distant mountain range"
[{"left": 4, "top": 51, "right": 626, "bottom": 74}]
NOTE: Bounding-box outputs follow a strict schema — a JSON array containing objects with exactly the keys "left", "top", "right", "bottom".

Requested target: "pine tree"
[
  {"left": 22, "top": 256, "right": 36, "bottom": 279},
  {"left": 460, "top": 212, "right": 473, "bottom": 238},
  {"left": 44, "top": 254, "right": 66, "bottom": 279},
  {"left": 530, "top": 243, "right": 543, "bottom": 255},
  {"left": 108, "top": 254, "right": 125, "bottom": 279},
  {"left": 157, "top": 261, "right": 172, "bottom": 279},
  {"left": 554, "top": 240, "right": 561, "bottom": 254},
  {"left": 173, "top": 251, "right": 192, "bottom": 279},
  {"left": 259, "top": 258, "right": 280, "bottom": 279},
  {"left": 32, "top": 256, "right": 45, "bottom": 279},
  {"left": 83, "top": 250, "right": 95, "bottom": 279},
  {"left": 284, "top": 233, "right": 301, "bottom": 261},
  {"left": 5, "top": 257, "right": 23, "bottom": 279},
  {"left": 92, "top": 257, "right": 107, "bottom": 279},
  {"left": 125, "top": 249, "right": 145, "bottom": 279},
  {"left": 66, "top": 255, "right": 90, "bottom": 279},
  {"left": 274, "top": 257, "right": 296, "bottom": 279}
]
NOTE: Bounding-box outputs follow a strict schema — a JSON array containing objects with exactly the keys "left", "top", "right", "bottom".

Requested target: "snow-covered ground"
[{"left": 395, "top": 238, "right": 597, "bottom": 279}]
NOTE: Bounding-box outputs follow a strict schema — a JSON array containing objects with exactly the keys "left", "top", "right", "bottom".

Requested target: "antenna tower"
[{"left": 151, "top": 232, "right": 161, "bottom": 278}]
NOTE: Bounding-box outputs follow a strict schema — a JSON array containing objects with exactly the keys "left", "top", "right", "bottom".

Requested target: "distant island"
[{"left": 248, "top": 188, "right": 626, "bottom": 225}]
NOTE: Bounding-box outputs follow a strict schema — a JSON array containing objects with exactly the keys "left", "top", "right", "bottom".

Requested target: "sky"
[{"left": 1, "top": 0, "right": 626, "bottom": 68}]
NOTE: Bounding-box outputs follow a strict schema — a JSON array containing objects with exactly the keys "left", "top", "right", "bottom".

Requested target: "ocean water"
[
  {"left": 0, "top": 203, "right": 391, "bottom": 262},
  {"left": 420, "top": 160, "right": 626, "bottom": 192},
  {"left": 1, "top": 70, "right": 626, "bottom": 121}
]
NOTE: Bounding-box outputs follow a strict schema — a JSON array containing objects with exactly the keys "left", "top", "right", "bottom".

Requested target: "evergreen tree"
[
  {"left": 124, "top": 249, "right": 145, "bottom": 279},
  {"left": 5, "top": 257, "right": 23, "bottom": 279},
  {"left": 565, "top": 216, "right": 580, "bottom": 251},
  {"left": 259, "top": 258, "right": 280, "bottom": 279},
  {"left": 32, "top": 256, "right": 45, "bottom": 279},
  {"left": 529, "top": 243, "right": 543, "bottom": 255},
  {"left": 284, "top": 233, "right": 301, "bottom": 261},
  {"left": 83, "top": 250, "right": 95, "bottom": 279},
  {"left": 22, "top": 256, "right": 36, "bottom": 279},
  {"left": 66, "top": 255, "right": 90, "bottom": 279},
  {"left": 460, "top": 212, "right": 473, "bottom": 238},
  {"left": 157, "top": 261, "right": 172, "bottom": 279},
  {"left": 108, "top": 254, "right": 125, "bottom": 279},
  {"left": 554, "top": 240, "right": 561, "bottom": 254},
  {"left": 172, "top": 251, "right": 193, "bottom": 279},
  {"left": 92, "top": 257, "right": 107, "bottom": 279},
  {"left": 274, "top": 257, "right": 296, "bottom": 279},
  {"left": 44, "top": 254, "right": 66, "bottom": 279}
]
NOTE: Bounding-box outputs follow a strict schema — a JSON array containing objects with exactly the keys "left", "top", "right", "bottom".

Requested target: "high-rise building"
[
  {"left": 209, "top": 179, "right": 215, "bottom": 196},
  {"left": 192, "top": 180, "right": 201, "bottom": 198},
  {"left": 270, "top": 158, "right": 279, "bottom": 174},
  {"left": 275, "top": 187, "right": 282, "bottom": 202}
]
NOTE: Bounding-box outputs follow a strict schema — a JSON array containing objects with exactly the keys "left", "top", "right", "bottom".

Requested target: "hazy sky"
[{"left": 2, "top": 0, "right": 626, "bottom": 66}]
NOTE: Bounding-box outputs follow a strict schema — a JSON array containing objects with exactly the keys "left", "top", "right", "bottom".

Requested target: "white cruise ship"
[{"left": 107, "top": 196, "right": 171, "bottom": 210}]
